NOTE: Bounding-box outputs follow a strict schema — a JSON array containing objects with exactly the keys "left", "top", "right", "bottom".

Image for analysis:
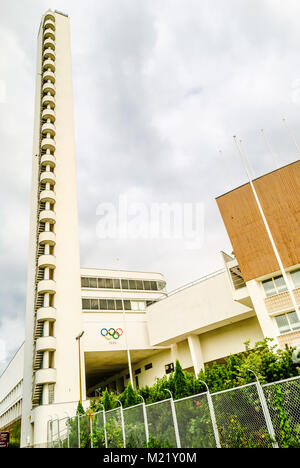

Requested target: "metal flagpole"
[
  {"left": 260, "top": 129, "right": 279, "bottom": 169},
  {"left": 120, "top": 281, "right": 134, "bottom": 388},
  {"left": 282, "top": 118, "right": 300, "bottom": 154},
  {"left": 233, "top": 136, "right": 300, "bottom": 316},
  {"left": 239, "top": 139, "right": 255, "bottom": 179}
]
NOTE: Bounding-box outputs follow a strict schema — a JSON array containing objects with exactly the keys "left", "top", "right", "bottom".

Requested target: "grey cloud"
[{"left": 1, "top": 0, "right": 300, "bottom": 372}]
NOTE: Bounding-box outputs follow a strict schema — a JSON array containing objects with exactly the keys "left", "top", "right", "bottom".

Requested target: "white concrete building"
[{"left": 0, "top": 10, "right": 299, "bottom": 448}]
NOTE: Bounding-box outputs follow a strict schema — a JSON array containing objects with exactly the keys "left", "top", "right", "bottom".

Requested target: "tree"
[{"left": 174, "top": 360, "right": 188, "bottom": 399}]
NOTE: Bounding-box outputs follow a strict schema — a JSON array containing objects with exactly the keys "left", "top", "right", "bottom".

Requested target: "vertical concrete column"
[
  {"left": 187, "top": 335, "right": 204, "bottom": 377},
  {"left": 246, "top": 280, "right": 278, "bottom": 342}
]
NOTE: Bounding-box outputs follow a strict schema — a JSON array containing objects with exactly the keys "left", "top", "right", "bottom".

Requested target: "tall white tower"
[{"left": 21, "top": 10, "right": 85, "bottom": 447}]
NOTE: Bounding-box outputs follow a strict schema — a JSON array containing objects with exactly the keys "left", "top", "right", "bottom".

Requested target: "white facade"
[
  {"left": 21, "top": 10, "right": 84, "bottom": 447},
  {"left": 0, "top": 345, "right": 23, "bottom": 431}
]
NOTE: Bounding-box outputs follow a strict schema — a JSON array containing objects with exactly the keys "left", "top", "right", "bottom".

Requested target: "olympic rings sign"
[{"left": 100, "top": 328, "right": 123, "bottom": 341}]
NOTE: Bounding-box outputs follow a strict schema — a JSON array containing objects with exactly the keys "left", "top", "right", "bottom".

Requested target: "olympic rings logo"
[{"left": 100, "top": 328, "right": 123, "bottom": 341}]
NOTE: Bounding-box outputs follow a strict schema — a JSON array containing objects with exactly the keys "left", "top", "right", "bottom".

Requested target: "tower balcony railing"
[
  {"left": 42, "top": 82, "right": 56, "bottom": 96},
  {"left": 44, "top": 10, "right": 55, "bottom": 22},
  {"left": 35, "top": 368, "right": 57, "bottom": 386},
  {"left": 37, "top": 279, "right": 56, "bottom": 294},
  {"left": 38, "top": 254, "right": 56, "bottom": 269},
  {"left": 42, "top": 107, "right": 55, "bottom": 122},
  {"left": 39, "top": 189, "right": 56, "bottom": 204},
  {"left": 36, "top": 336, "right": 57, "bottom": 352},
  {"left": 43, "top": 37, "right": 55, "bottom": 50},
  {"left": 40, "top": 171, "right": 56, "bottom": 185},
  {"left": 43, "top": 69, "right": 55, "bottom": 84},
  {"left": 39, "top": 209, "right": 56, "bottom": 224},
  {"left": 41, "top": 137, "right": 56, "bottom": 152},
  {"left": 43, "top": 59, "right": 55, "bottom": 72},
  {"left": 38, "top": 231, "right": 56, "bottom": 246},
  {"left": 43, "top": 28, "right": 55, "bottom": 41},
  {"left": 41, "top": 122, "right": 56, "bottom": 137},
  {"left": 42, "top": 94, "right": 55, "bottom": 108},
  {"left": 40, "top": 153, "right": 56, "bottom": 167},
  {"left": 44, "top": 19, "right": 56, "bottom": 31},
  {"left": 36, "top": 306, "right": 57, "bottom": 322},
  {"left": 43, "top": 48, "right": 56, "bottom": 61}
]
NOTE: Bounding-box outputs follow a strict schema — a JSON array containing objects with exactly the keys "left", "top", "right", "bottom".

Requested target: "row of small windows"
[
  {"left": 81, "top": 276, "right": 166, "bottom": 292},
  {"left": 0, "top": 381, "right": 23, "bottom": 414},
  {"left": 275, "top": 310, "right": 300, "bottom": 335},
  {"left": 82, "top": 298, "right": 156, "bottom": 311},
  {"left": 262, "top": 269, "right": 300, "bottom": 297}
]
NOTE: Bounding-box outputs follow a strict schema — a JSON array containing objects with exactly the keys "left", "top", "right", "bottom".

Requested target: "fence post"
[
  {"left": 57, "top": 417, "right": 61, "bottom": 448},
  {"left": 48, "top": 418, "right": 53, "bottom": 448},
  {"left": 67, "top": 421, "right": 70, "bottom": 448},
  {"left": 116, "top": 399, "right": 126, "bottom": 448},
  {"left": 247, "top": 369, "right": 279, "bottom": 448},
  {"left": 77, "top": 415, "right": 81, "bottom": 448},
  {"left": 138, "top": 395, "right": 149, "bottom": 446},
  {"left": 164, "top": 389, "right": 181, "bottom": 448},
  {"left": 90, "top": 413, "right": 93, "bottom": 448},
  {"left": 198, "top": 380, "right": 221, "bottom": 448},
  {"left": 103, "top": 409, "right": 108, "bottom": 448}
]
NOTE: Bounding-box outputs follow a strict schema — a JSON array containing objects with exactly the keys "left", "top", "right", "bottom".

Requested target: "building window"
[
  {"left": 290, "top": 269, "right": 300, "bottom": 289},
  {"left": 91, "top": 299, "right": 99, "bottom": 310},
  {"left": 135, "top": 368, "right": 141, "bottom": 375},
  {"left": 81, "top": 277, "right": 89, "bottom": 288},
  {"left": 48, "top": 384, "right": 55, "bottom": 404},
  {"left": 275, "top": 311, "right": 300, "bottom": 334},
  {"left": 113, "top": 279, "right": 121, "bottom": 289},
  {"left": 135, "top": 376, "right": 139, "bottom": 389},
  {"left": 89, "top": 278, "right": 97, "bottom": 288},
  {"left": 145, "top": 363, "right": 152, "bottom": 371},
  {"left": 165, "top": 363, "right": 174, "bottom": 375},
  {"left": 124, "top": 300, "right": 131, "bottom": 310},
  {"left": 82, "top": 298, "right": 154, "bottom": 312},
  {"left": 98, "top": 278, "right": 106, "bottom": 288},
  {"left": 131, "top": 301, "right": 146, "bottom": 311},
  {"left": 81, "top": 276, "right": 166, "bottom": 292},
  {"left": 262, "top": 275, "right": 288, "bottom": 297}
]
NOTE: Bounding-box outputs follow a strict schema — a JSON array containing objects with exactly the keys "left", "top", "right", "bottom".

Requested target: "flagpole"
[
  {"left": 233, "top": 136, "right": 300, "bottom": 316},
  {"left": 120, "top": 281, "right": 134, "bottom": 388},
  {"left": 282, "top": 118, "right": 300, "bottom": 155},
  {"left": 260, "top": 129, "right": 279, "bottom": 169}
]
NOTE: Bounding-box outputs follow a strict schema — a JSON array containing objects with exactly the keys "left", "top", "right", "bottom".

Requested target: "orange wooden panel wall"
[{"left": 216, "top": 160, "right": 300, "bottom": 282}]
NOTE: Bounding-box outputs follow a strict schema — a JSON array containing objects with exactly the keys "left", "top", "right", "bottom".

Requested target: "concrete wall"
[{"left": 147, "top": 271, "right": 254, "bottom": 346}]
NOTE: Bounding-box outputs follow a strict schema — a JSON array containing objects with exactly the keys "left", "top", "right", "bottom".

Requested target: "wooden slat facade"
[{"left": 216, "top": 160, "right": 300, "bottom": 282}]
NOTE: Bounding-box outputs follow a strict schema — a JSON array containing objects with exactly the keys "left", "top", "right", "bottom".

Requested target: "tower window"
[{"left": 165, "top": 363, "right": 174, "bottom": 375}]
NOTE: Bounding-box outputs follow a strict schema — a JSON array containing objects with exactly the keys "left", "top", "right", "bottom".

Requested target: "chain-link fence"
[
  {"left": 175, "top": 392, "right": 217, "bottom": 448},
  {"left": 47, "top": 375, "right": 300, "bottom": 448},
  {"left": 263, "top": 376, "right": 300, "bottom": 447}
]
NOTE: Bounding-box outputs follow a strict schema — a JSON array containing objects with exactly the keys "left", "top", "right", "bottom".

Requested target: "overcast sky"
[{"left": 0, "top": 0, "right": 299, "bottom": 373}]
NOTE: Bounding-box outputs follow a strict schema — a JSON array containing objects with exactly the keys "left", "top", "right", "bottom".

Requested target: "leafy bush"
[{"left": 71, "top": 339, "right": 300, "bottom": 448}]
